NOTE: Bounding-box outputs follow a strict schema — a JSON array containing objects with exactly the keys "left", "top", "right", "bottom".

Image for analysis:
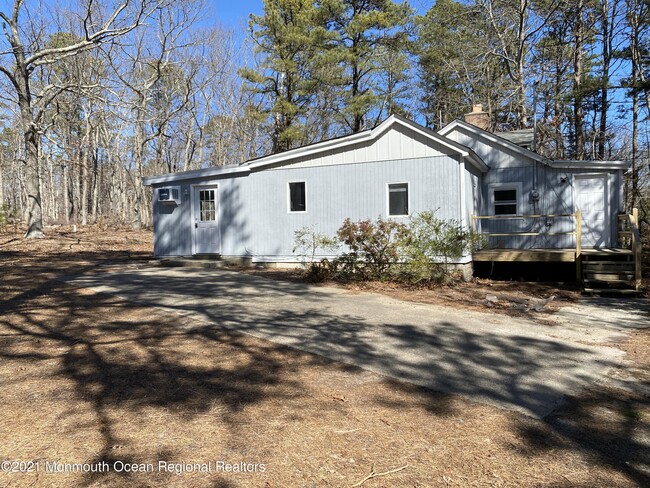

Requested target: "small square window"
[
  {"left": 493, "top": 188, "right": 518, "bottom": 216},
  {"left": 289, "top": 182, "right": 306, "bottom": 212},
  {"left": 388, "top": 183, "right": 408, "bottom": 216}
]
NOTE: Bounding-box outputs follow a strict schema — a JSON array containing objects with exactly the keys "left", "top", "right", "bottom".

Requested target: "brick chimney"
[{"left": 464, "top": 104, "right": 490, "bottom": 131}]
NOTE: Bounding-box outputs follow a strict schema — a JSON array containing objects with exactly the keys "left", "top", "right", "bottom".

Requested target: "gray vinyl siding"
[
  {"left": 240, "top": 156, "right": 461, "bottom": 259},
  {"left": 152, "top": 155, "right": 465, "bottom": 259},
  {"left": 153, "top": 184, "right": 192, "bottom": 256},
  {"left": 479, "top": 163, "right": 620, "bottom": 249},
  {"left": 448, "top": 125, "right": 622, "bottom": 249}
]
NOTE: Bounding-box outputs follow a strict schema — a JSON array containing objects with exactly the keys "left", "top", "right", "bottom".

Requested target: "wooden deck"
[
  {"left": 471, "top": 209, "right": 640, "bottom": 291},
  {"left": 472, "top": 248, "right": 633, "bottom": 263}
]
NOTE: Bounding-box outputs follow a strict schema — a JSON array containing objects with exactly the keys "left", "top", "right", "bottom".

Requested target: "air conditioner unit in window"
[{"left": 158, "top": 186, "right": 181, "bottom": 205}]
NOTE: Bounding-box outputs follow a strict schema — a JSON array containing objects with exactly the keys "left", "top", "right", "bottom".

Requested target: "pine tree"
[
  {"left": 322, "top": 0, "right": 413, "bottom": 132},
  {"left": 242, "top": 0, "right": 332, "bottom": 152},
  {"left": 417, "top": 0, "right": 500, "bottom": 129}
]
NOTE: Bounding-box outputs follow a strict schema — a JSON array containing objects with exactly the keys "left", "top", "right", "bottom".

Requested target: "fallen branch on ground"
[{"left": 350, "top": 464, "right": 408, "bottom": 487}]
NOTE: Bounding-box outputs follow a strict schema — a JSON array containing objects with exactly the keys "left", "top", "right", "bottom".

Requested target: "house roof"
[
  {"left": 143, "top": 115, "right": 489, "bottom": 186},
  {"left": 439, "top": 119, "right": 631, "bottom": 170},
  {"left": 494, "top": 128, "right": 534, "bottom": 149},
  {"left": 142, "top": 164, "right": 250, "bottom": 186},
  {"left": 243, "top": 114, "right": 488, "bottom": 173},
  {"left": 438, "top": 119, "right": 549, "bottom": 163}
]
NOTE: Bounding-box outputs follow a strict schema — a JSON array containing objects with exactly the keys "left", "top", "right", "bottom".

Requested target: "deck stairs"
[
  {"left": 581, "top": 209, "right": 643, "bottom": 295},
  {"left": 581, "top": 251, "right": 639, "bottom": 295}
]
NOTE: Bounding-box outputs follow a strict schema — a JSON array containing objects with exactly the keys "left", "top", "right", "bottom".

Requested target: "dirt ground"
[{"left": 0, "top": 226, "right": 648, "bottom": 487}]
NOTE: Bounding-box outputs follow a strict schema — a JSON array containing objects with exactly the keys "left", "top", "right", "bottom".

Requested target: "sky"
[
  {"left": 212, "top": 0, "right": 264, "bottom": 25},
  {"left": 209, "top": 0, "right": 431, "bottom": 28}
]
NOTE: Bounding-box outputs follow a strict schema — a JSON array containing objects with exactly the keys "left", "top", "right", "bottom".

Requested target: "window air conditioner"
[{"left": 158, "top": 186, "right": 181, "bottom": 205}]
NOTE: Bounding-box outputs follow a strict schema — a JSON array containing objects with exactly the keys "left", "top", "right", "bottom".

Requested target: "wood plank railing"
[
  {"left": 471, "top": 211, "right": 582, "bottom": 281},
  {"left": 618, "top": 208, "right": 642, "bottom": 290},
  {"left": 470, "top": 211, "right": 581, "bottom": 253}
]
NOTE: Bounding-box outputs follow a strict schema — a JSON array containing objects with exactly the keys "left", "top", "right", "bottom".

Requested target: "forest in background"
[{"left": 0, "top": 0, "right": 647, "bottom": 236}]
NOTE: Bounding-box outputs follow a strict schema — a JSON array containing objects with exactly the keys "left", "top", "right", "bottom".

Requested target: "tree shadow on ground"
[
  {"left": 68, "top": 264, "right": 650, "bottom": 485},
  {"left": 70, "top": 267, "right": 626, "bottom": 418},
  {"left": 0, "top": 255, "right": 412, "bottom": 485},
  {"left": 2, "top": 251, "right": 648, "bottom": 486}
]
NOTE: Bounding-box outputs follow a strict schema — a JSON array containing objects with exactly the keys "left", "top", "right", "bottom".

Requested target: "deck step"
[
  {"left": 583, "top": 277, "right": 635, "bottom": 285},
  {"left": 583, "top": 265, "right": 634, "bottom": 274},
  {"left": 580, "top": 251, "right": 639, "bottom": 293},
  {"left": 584, "top": 272, "right": 635, "bottom": 281},
  {"left": 583, "top": 287, "right": 642, "bottom": 295},
  {"left": 582, "top": 260, "right": 634, "bottom": 267}
]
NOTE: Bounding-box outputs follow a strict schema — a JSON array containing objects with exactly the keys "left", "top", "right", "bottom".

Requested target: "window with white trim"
[
  {"left": 388, "top": 183, "right": 409, "bottom": 216},
  {"left": 493, "top": 187, "right": 518, "bottom": 216},
  {"left": 288, "top": 181, "right": 306, "bottom": 212}
]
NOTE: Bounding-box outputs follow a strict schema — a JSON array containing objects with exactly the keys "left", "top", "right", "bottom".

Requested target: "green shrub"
[
  {"left": 292, "top": 226, "right": 338, "bottom": 279},
  {"left": 399, "top": 211, "right": 482, "bottom": 284},
  {"left": 335, "top": 217, "right": 408, "bottom": 280}
]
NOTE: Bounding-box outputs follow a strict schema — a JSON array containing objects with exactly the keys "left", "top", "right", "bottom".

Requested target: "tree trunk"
[
  {"left": 630, "top": 1, "right": 639, "bottom": 209},
  {"left": 22, "top": 118, "right": 43, "bottom": 237},
  {"left": 81, "top": 120, "right": 91, "bottom": 225},
  {"left": 598, "top": 0, "right": 611, "bottom": 160},
  {"left": 573, "top": 0, "right": 586, "bottom": 160},
  {"left": 0, "top": 150, "right": 4, "bottom": 208},
  {"left": 63, "top": 163, "right": 70, "bottom": 224}
]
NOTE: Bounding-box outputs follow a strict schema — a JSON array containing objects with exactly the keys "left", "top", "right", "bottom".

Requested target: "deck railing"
[
  {"left": 470, "top": 210, "right": 582, "bottom": 257},
  {"left": 618, "top": 208, "right": 642, "bottom": 289},
  {"left": 471, "top": 208, "right": 642, "bottom": 290}
]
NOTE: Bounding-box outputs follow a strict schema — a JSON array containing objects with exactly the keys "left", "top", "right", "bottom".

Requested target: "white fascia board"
[
  {"left": 142, "top": 165, "right": 250, "bottom": 186},
  {"left": 245, "top": 119, "right": 392, "bottom": 170},
  {"left": 549, "top": 160, "right": 630, "bottom": 170},
  {"left": 439, "top": 119, "right": 548, "bottom": 164}
]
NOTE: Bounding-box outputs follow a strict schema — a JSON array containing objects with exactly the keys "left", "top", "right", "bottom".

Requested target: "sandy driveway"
[{"left": 69, "top": 266, "right": 648, "bottom": 418}]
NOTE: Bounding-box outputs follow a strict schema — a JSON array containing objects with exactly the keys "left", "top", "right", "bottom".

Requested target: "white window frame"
[
  {"left": 386, "top": 182, "right": 410, "bottom": 217},
  {"left": 287, "top": 181, "right": 307, "bottom": 213},
  {"left": 489, "top": 182, "right": 522, "bottom": 216}
]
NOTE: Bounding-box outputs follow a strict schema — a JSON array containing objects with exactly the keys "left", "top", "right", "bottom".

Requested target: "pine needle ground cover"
[{"left": 0, "top": 227, "right": 647, "bottom": 487}]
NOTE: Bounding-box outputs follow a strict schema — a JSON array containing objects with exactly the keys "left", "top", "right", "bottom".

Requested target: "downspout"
[{"left": 459, "top": 156, "right": 472, "bottom": 268}]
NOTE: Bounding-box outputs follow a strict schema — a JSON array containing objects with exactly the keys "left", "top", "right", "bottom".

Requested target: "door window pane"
[
  {"left": 199, "top": 190, "right": 216, "bottom": 221},
  {"left": 388, "top": 183, "right": 408, "bottom": 216}
]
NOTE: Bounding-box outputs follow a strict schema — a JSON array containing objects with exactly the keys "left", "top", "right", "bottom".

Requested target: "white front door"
[
  {"left": 193, "top": 186, "right": 220, "bottom": 255},
  {"left": 574, "top": 175, "right": 609, "bottom": 248}
]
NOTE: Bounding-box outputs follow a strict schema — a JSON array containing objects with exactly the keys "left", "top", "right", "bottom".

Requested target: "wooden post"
[
  {"left": 575, "top": 209, "right": 582, "bottom": 283},
  {"left": 632, "top": 208, "right": 642, "bottom": 290}
]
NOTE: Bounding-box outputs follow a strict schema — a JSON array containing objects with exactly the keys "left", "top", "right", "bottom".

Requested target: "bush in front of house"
[
  {"left": 292, "top": 212, "right": 480, "bottom": 284},
  {"left": 292, "top": 226, "right": 339, "bottom": 280},
  {"left": 335, "top": 217, "right": 409, "bottom": 280},
  {"left": 398, "top": 210, "right": 482, "bottom": 284}
]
